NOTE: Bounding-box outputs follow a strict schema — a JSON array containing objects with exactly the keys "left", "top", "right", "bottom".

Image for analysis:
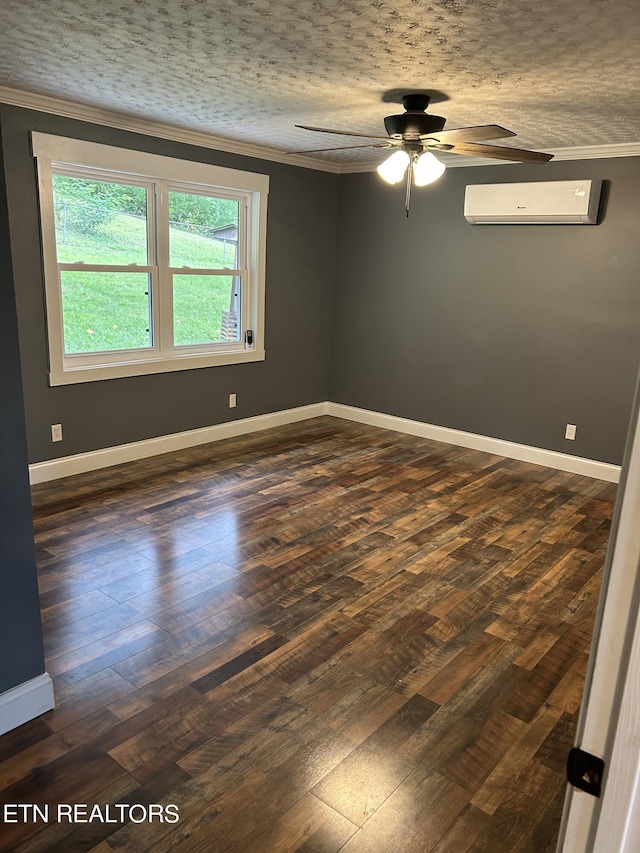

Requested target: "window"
[{"left": 33, "top": 134, "right": 268, "bottom": 385}]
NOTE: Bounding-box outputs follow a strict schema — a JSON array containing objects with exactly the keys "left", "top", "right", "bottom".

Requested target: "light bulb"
[
  {"left": 376, "top": 150, "right": 410, "bottom": 184},
  {"left": 413, "top": 151, "right": 446, "bottom": 186}
]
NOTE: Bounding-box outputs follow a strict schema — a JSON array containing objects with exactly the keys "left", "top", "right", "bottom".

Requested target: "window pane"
[
  {"left": 52, "top": 175, "right": 148, "bottom": 265},
  {"left": 60, "top": 271, "right": 152, "bottom": 354},
  {"left": 169, "top": 191, "right": 239, "bottom": 269},
  {"left": 173, "top": 274, "right": 240, "bottom": 346}
]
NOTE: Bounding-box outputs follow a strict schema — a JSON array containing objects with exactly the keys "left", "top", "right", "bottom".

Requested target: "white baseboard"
[
  {"left": 29, "top": 400, "right": 621, "bottom": 485},
  {"left": 29, "top": 403, "right": 329, "bottom": 484},
  {"left": 0, "top": 673, "right": 55, "bottom": 736},
  {"left": 327, "top": 403, "right": 621, "bottom": 483}
]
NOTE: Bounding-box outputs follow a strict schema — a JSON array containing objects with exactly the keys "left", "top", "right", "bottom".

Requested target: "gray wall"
[
  {"left": 1, "top": 105, "right": 338, "bottom": 463},
  {"left": 330, "top": 157, "right": 640, "bottom": 465},
  {"left": 0, "top": 125, "right": 46, "bottom": 694},
  {"left": 4, "top": 101, "right": 640, "bottom": 470}
]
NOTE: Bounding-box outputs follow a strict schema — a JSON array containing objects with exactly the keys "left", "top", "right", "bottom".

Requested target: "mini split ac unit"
[{"left": 464, "top": 179, "right": 602, "bottom": 224}]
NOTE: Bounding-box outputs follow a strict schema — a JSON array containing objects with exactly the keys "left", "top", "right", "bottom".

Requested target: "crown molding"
[
  {"left": 545, "top": 142, "right": 640, "bottom": 161},
  {"left": 1, "top": 85, "right": 639, "bottom": 174},
  {"left": 0, "top": 85, "right": 338, "bottom": 173}
]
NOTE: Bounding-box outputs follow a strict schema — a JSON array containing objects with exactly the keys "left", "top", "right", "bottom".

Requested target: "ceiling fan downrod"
[{"left": 405, "top": 159, "right": 413, "bottom": 217}]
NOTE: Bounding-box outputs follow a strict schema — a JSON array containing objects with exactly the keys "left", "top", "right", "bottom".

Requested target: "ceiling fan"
[{"left": 293, "top": 94, "right": 553, "bottom": 215}]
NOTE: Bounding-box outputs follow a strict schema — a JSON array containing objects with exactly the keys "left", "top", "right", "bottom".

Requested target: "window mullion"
[{"left": 154, "top": 181, "right": 173, "bottom": 355}]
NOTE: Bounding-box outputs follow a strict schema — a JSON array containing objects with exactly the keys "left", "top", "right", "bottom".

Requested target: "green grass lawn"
[{"left": 58, "top": 213, "right": 239, "bottom": 353}]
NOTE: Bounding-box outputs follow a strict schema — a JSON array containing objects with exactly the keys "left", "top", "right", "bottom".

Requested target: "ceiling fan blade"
[
  {"left": 422, "top": 124, "right": 516, "bottom": 144},
  {"left": 288, "top": 142, "right": 393, "bottom": 154},
  {"left": 295, "top": 124, "right": 390, "bottom": 140},
  {"left": 449, "top": 142, "right": 554, "bottom": 163}
]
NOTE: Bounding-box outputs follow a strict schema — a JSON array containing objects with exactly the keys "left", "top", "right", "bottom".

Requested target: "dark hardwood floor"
[{"left": 0, "top": 416, "right": 616, "bottom": 852}]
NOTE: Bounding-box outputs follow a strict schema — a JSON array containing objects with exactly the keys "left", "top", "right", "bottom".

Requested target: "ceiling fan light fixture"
[
  {"left": 413, "top": 150, "right": 446, "bottom": 186},
  {"left": 376, "top": 149, "right": 410, "bottom": 184}
]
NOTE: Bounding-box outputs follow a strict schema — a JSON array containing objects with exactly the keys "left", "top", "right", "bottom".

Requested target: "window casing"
[{"left": 33, "top": 133, "right": 268, "bottom": 385}]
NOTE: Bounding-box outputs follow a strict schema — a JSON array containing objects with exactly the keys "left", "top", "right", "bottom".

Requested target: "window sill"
[{"left": 49, "top": 348, "right": 265, "bottom": 386}]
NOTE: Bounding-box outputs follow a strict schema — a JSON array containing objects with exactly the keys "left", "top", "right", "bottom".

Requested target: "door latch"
[{"left": 567, "top": 747, "right": 605, "bottom": 798}]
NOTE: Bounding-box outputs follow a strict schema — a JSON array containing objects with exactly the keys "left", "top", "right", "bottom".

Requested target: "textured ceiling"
[{"left": 1, "top": 0, "right": 639, "bottom": 166}]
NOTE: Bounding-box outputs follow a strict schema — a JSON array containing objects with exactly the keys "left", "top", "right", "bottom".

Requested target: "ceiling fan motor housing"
[{"left": 383, "top": 93, "right": 446, "bottom": 138}]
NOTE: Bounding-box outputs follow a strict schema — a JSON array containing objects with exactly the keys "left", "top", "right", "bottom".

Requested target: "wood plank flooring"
[{"left": 0, "top": 417, "right": 616, "bottom": 852}]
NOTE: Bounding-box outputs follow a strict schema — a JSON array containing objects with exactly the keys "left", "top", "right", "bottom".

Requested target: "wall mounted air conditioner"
[{"left": 464, "top": 179, "right": 602, "bottom": 224}]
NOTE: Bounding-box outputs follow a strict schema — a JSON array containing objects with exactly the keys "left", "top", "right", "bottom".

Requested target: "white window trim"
[{"left": 32, "top": 132, "right": 268, "bottom": 386}]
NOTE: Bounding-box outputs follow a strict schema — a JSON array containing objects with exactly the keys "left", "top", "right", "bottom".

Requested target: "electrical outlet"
[
  {"left": 51, "top": 423, "right": 63, "bottom": 442},
  {"left": 565, "top": 423, "right": 577, "bottom": 440},
  {"left": 229, "top": 393, "right": 237, "bottom": 409}
]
